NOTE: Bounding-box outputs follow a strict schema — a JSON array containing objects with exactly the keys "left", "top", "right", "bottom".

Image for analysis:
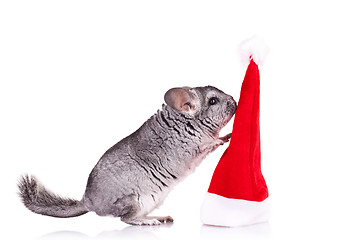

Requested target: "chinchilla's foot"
[{"left": 124, "top": 216, "right": 173, "bottom": 226}]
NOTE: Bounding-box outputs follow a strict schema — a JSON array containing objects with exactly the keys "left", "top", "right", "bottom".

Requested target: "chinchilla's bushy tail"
[{"left": 17, "top": 174, "right": 88, "bottom": 218}]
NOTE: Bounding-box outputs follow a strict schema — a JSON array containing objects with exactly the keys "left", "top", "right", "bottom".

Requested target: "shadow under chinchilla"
[{"left": 38, "top": 222, "right": 173, "bottom": 240}]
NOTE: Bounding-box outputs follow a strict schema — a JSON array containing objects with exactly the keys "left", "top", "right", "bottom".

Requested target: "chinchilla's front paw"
[{"left": 218, "top": 133, "right": 232, "bottom": 144}]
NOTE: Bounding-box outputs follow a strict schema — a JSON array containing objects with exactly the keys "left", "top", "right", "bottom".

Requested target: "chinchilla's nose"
[{"left": 226, "top": 98, "right": 237, "bottom": 115}]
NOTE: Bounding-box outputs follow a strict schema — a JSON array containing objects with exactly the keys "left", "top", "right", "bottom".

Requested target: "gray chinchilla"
[{"left": 18, "top": 86, "right": 237, "bottom": 225}]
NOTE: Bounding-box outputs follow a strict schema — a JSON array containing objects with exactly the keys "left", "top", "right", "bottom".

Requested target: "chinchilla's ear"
[{"left": 164, "top": 87, "right": 198, "bottom": 113}]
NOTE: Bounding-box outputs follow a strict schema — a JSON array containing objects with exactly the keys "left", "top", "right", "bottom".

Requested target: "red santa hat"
[{"left": 200, "top": 36, "right": 270, "bottom": 227}]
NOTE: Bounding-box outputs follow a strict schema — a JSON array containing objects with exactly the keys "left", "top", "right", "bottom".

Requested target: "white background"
[{"left": 1, "top": 0, "right": 360, "bottom": 239}]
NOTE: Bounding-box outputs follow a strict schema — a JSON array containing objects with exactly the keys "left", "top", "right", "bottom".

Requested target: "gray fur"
[
  {"left": 18, "top": 86, "right": 236, "bottom": 225},
  {"left": 18, "top": 175, "right": 88, "bottom": 217}
]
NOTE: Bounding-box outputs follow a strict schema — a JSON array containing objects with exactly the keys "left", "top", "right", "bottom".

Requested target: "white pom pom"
[{"left": 239, "top": 35, "right": 270, "bottom": 66}]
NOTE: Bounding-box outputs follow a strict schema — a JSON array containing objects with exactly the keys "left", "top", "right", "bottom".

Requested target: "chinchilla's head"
[{"left": 164, "top": 86, "right": 237, "bottom": 136}]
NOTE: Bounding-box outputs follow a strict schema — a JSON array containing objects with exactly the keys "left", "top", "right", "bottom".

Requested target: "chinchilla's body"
[{"left": 18, "top": 86, "right": 236, "bottom": 225}]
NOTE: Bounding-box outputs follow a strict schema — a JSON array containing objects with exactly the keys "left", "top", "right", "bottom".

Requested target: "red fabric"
[{"left": 208, "top": 59, "right": 268, "bottom": 201}]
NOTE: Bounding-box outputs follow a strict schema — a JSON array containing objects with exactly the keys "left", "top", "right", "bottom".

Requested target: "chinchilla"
[{"left": 18, "top": 86, "right": 237, "bottom": 225}]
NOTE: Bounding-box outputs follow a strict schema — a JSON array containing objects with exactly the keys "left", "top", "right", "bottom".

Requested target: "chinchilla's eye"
[{"left": 209, "top": 97, "right": 218, "bottom": 105}]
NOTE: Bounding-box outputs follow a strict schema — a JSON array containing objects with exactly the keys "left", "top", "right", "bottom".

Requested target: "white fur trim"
[
  {"left": 200, "top": 193, "right": 270, "bottom": 227},
  {"left": 239, "top": 35, "right": 270, "bottom": 67}
]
